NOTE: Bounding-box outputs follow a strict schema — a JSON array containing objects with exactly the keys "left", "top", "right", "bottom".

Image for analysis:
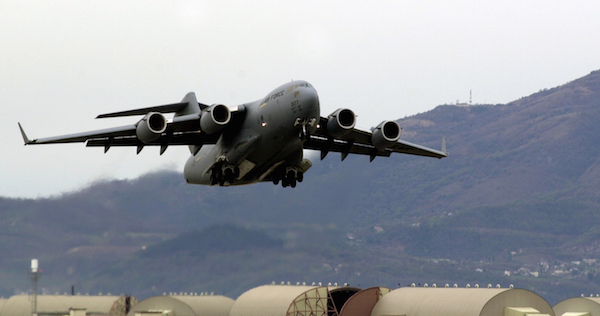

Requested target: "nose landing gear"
[
  {"left": 210, "top": 159, "right": 240, "bottom": 186},
  {"left": 294, "top": 117, "right": 317, "bottom": 140}
]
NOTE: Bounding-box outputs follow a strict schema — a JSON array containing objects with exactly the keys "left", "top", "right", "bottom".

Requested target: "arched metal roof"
[
  {"left": 126, "top": 295, "right": 234, "bottom": 316},
  {"left": 0, "top": 298, "right": 7, "bottom": 313},
  {"left": 554, "top": 297, "right": 600, "bottom": 316},
  {"left": 0, "top": 295, "right": 136, "bottom": 316},
  {"left": 370, "top": 288, "right": 554, "bottom": 316},
  {"left": 339, "top": 287, "right": 391, "bottom": 316},
  {"left": 229, "top": 285, "right": 332, "bottom": 316}
]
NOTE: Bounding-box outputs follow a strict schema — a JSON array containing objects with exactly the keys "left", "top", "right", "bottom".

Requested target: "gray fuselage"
[{"left": 183, "top": 81, "right": 320, "bottom": 185}]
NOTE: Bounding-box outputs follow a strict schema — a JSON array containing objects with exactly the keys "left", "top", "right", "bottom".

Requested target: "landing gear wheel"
[
  {"left": 224, "top": 168, "right": 235, "bottom": 184},
  {"left": 282, "top": 170, "right": 297, "bottom": 188},
  {"left": 211, "top": 168, "right": 222, "bottom": 186}
]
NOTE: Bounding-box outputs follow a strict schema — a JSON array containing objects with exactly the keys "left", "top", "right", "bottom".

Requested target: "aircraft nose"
[{"left": 298, "top": 85, "right": 320, "bottom": 134}]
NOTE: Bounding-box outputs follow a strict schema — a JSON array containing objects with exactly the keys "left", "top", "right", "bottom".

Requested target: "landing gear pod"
[{"left": 136, "top": 112, "right": 167, "bottom": 143}]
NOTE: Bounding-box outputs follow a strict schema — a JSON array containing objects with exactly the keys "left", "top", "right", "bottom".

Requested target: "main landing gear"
[{"left": 272, "top": 167, "right": 303, "bottom": 188}]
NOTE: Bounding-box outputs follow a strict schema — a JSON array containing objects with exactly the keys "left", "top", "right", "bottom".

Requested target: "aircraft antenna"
[{"left": 470, "top": 90, "right": 472, "bottom": 105}]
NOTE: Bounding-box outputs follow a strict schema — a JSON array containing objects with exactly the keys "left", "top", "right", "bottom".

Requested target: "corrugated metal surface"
[
  {"left": 126, "top": 295, "right": 234, "bottom": 316},
  {"left": 169, "top": 295, "right": 234, "bottom": 316},
  {"left": 0, "top": 295, "right": 135, "bottom": 316},
  {"left": 0, "top": 298, "right": 7, "bottom": 313},
  {"left": 229, "top": 285, "right": 327, "bottom": 316},
  {"left": 554, "top": 297, "right": 600, "bottom": 316},
  {"left": 339, "top": 287, "right": 391, "bottom": 316},
  {"left": 370, "top": 288, "right": 554, "bottom": 316}
]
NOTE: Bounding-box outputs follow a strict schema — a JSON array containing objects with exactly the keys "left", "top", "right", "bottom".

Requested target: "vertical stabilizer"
[
  {"left": 178, "top": 92, "right": 203, "bottom": 155},
  {"left": 176, "top": 92, "right": 201, "bottom": 117}
]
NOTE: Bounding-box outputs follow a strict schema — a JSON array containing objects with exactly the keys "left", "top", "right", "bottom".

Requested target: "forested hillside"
[{"left": 2, "top": 70, "right": 600, "bottom": 304}]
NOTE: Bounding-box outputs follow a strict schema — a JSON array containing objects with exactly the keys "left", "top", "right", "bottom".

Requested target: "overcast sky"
[{"left": 2, "top": 1, "right": 600, "bottom": 198}]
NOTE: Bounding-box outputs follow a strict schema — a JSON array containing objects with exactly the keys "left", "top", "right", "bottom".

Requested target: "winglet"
[
  {"left": 18, "top": 122, "right": 33, "bottom": 145},
  {"left": 441, "top": 137, "right": 447, "bottom": 154}
]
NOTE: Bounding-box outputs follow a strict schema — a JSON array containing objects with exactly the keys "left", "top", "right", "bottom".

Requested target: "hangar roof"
[
  {"left": 0, "top": 295, "right": 135, "bottom": 316},
  {"left": 127, "top": 294, "right": 234, "bottom": 316},
  {"left": 554, "top": 297, "right": 600, "bottom": 316},
  {"left": 370, "top": 288, "right": 554, "bottom": 316},
  {"left": 0, "top": 298, "right": 6, "bottom": 312},
  {"left": 229, "top": 285, "right": 330, "bottom": 316}
]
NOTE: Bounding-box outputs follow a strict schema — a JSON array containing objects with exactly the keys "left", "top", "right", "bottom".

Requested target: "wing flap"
[
  {"left": 304, "top": 135, "right": 392, "bottom": 157},
  {"left": 23, "top": 125, "right": 137, "bottom": 144},
  {"left": 85, "top": 131, "right": 220, "bottom": 147}
]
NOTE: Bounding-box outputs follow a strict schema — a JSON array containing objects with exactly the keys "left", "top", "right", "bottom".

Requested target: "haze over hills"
[{"left": 2, "top": 70, "right": 600, "bottom": 304}]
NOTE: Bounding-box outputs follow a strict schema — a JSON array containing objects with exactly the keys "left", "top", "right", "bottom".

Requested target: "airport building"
[
  {"left": 370, "top": 287, "right": 554, "bottom": 316},
  {"left": 554, "top": 296, "right": 600, "bottom": 316},
  {"left": 229, "top": 284, "right": 360, "bottom": 316},
  {"left": 126, "top": 294, "right": 234, "bottom": 316},
  {"left": 1, "top": 284, "right": 593, "bottom": 316},
  {"left": 0, "top": 298, "right": 6, "bottom": 314},
  {"left": 0, "top": 294, "right": 136, "bottom": 316}
]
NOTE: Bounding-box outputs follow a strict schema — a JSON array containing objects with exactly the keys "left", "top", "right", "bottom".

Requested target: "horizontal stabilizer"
[{"left": 97, "top": 102, "right": 190, "bottom": 118}]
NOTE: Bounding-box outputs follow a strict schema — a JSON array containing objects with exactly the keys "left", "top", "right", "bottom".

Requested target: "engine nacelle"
[
  {"left": 136, "top": 112, "right": 167, "bottom": 143},
  {"left": 327, "top": 108, "right": 356, "bottom": 137},
  {"left": 200, "top": 104, "right": 231, "bottom": 134},
  {"left": 371, "top": 120, "right": 401, "bottom": 150}
]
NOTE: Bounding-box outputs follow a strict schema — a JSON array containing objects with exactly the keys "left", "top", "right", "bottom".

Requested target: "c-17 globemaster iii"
[{"left": 19, "top": 81, "right": 447, "bottom": 188}]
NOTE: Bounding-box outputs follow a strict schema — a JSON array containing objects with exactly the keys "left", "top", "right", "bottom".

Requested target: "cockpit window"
[{"left": 286, "top": 84, "right": 299, "bottom": 93}]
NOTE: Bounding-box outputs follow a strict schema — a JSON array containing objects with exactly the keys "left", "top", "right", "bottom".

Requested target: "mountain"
[{"left": 2, "top": 70, "right": 600, "bottom": 304}]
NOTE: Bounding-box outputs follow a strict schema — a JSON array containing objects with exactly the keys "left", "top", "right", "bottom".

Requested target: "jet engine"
[
  {"left": 371, "top": 120, "right": 401, "bottom": 150},
  {"left": 327, "top": 108, "right": 356, "bottom": 137},
  {"left": 200, "top": 104, "right": 231, "bottom": 134},
  {"left": 136, "top": 112, "right": 167, "bottom": 143}
]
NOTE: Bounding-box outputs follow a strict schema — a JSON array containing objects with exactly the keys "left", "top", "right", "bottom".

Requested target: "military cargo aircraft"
[{"left": 19, "top": 81, "right": 447, "bottom": 188}]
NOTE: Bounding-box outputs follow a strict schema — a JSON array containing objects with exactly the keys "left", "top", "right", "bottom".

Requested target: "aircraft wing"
[
  {"left": 18, "top": 95, "right": 241, "bottom": 153},
  {"left": 303, "top": 117, "right": 448, "bottom": 160},
  {"left": 18, "top": 118, "right": 215, "bottom": 152}
]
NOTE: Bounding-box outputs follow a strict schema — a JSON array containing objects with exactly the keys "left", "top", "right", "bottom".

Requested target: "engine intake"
[
  {"left": 371, "top": 120, "right": 401, "bottom": 150},
  {"left": 200, "top": 104, "right": 231, "bottom": 134},
  {"left": 136, "top": 112, "right": 167, "bottom": 143},
  {"left": 327, "top": 108, "right": 356, "bottom": 137}
]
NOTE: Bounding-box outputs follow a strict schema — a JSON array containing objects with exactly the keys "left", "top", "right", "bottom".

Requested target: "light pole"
[{"left": 30, "top": 259, "right": 41, "bottom": 316}]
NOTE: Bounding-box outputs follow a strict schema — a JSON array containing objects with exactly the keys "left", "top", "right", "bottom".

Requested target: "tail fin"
[
  {"left": 175, "top": 92, "right": 202, "bottom": 117},
  {"left": 177, "top": 92, "right": 204, "bottom": 156}
]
